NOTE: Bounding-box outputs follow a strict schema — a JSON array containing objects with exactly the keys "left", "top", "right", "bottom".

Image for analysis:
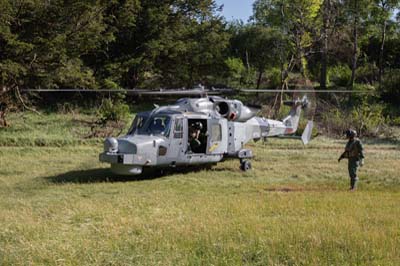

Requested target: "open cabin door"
[
  {"left": 207, "top": 119, "right": 227, "bottom": 154},
  {"left": 167, "top": 117, "right": 185, "bottom": 159}
]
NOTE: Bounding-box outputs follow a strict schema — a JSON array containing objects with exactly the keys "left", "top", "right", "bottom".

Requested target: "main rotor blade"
[
  {"left": 241, "top": 89, "right": 373, "bottom": 93},
  {"left": 21, "top": 89, "right": 222, "bottom": 95},
  {"left": 21, "top": 88, "right": 374, "bottom": 94}
]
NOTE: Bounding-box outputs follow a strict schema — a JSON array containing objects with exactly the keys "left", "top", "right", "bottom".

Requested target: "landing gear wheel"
[{"left": 240, "top": 160, "right": 252, "bottom": 171}]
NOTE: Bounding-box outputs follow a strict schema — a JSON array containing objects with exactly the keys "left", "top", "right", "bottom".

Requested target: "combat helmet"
[{"left": 345, "top": 129, "right": 357, "bottom": 138}]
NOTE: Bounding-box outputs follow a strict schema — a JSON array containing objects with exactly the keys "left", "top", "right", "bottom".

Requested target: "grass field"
[{"left": 0, "top": 112, "right": 399, "bottom": 265}]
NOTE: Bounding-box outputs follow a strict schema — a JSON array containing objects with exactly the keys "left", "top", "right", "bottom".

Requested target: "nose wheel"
[{"left": 240, "top": 159, "right": 252, "bottom": 171}]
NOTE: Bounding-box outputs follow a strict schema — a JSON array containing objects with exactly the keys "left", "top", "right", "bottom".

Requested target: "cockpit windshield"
[
  {"left": 135, "top": 115, "right": 171, "bottom": 137},
  {"left": 127, "top": 114, "right": 148, "bottom": 135}
]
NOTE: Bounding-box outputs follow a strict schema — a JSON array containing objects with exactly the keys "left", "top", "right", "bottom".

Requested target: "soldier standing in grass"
[{"left": 338, "top": 129, "right": 365, "bottom": 191}]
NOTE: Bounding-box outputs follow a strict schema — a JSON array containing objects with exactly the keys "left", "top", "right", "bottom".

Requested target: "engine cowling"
[
  {"left": 215, "top": 101, "right": 231, "bottom": 118},
  {"left": 214, "top": 99, "right": 256, "bottom": 122}
]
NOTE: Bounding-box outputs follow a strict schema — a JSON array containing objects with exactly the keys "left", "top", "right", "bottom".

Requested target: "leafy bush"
[
  {"left": 319, "top": 103, "right": 387, "bottom": 138},
  {"left": 55, "top": 102, "right": 77, "bottom": 114},
  {"left": 102, "top": 79, "right": 121, "bottom": 90},
  {"left": 98, "top": 98, "right": 129, "bottom": 123},
  {"left": 351, "top": 102, "right": 386, "bottom": 137},
  {"left": 328, "top": 65, "right": 352, "bottom": 87},
  {"left": 380, "top": 69, "right": 400, "bottom": 105},
  {"left": 275, "top": 104, "right": 291, "bottom": 120},
  {"left": 352, "top": 83, "right": 375, "bottom": 92},
  {"left": 355, "top": 63, "right": 378, "bottom": 84},
  {"left": 350, "top": 83, "right": 378, "bottom": 106},
  {"left": 225, "top": 57, "right": 246, "bottom": 88},
  {"left": 383, "top": 104, "right": 400, "bottom": 126},
  {"left": 388, "top": 117, "right": 400, "bottom": 126},
  {"left": 264, "top": 67, "right": 281, "bottom": 89},
  {"left": 54, "top": 59, "right": 98, "bottom": 89},
  {"left": 320, "top": 108, "right": 349, "bottom": 136}
]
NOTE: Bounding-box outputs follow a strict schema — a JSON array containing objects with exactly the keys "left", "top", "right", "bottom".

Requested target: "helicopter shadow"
[
  {"left": 46, "top": 165, "right": 220, "bottom": 184},
  {"left": 46, "top": 168, "right": 163, "bottom": 184}
]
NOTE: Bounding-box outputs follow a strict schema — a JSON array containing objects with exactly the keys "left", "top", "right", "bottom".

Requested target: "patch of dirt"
[
  {"left": 264, "top": 187, "right": 336, "bottom": 193},
  {"left": 85, "top": 120, "right": 126, "bottom": 138}
]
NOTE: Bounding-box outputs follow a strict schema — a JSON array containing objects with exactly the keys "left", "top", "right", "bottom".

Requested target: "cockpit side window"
[{"left": 173, "top": 118, "right": 183, "bottom": 139}]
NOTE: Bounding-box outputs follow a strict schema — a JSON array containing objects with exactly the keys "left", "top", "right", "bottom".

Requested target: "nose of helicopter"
[
  {"left": 103, "top": 137, "right": 140, "bottom": 154},
  {"left": 104, "top": 137, "right": 119, "bottom": 153},
  {"left": 100, "top": 135, "right": 165, "bottom": 175}
]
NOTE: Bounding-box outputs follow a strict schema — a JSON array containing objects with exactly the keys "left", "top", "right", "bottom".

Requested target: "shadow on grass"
[
  {"left": 46, "top": 168, "right": 164, "bottom": 184},
  {"left": 46, "top": 164, "right": 218, "bottom": 184}
]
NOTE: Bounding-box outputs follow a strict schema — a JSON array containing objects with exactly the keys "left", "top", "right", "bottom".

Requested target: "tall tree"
[
  {"left": 0, "top": 0, "right": 33, "bottom": 91},
  {"left": 0, "top": 0, "right": 118, "bottom": 91},
  {"left": 95, "top": 0, "right": 228, "bottom": 89},
  {"left": 344, "top": 0, "right": 372, "bottom": 88},
  {"left": 320, "top": 0, "right": 331, "bottom": 89},
  {"left": 319, "top": 0, "right": 343, "bottom": 89},
  {"left": 253, "top": 0, "right": 323, "bottom": 77},
  {"left": 230, "top": 25, "right": 288, "bottom": 89},
  {"left": 370, "top": 0, "right": 400, "bottom": 84}
]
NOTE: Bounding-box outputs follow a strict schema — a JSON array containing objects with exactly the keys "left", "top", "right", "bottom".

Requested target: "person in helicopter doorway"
[
  {"left": 188, "top": 122, "right": 203, "bottom": 153},
  {"left": 338, "top": 129, "right": 365, "bottom": 191}
]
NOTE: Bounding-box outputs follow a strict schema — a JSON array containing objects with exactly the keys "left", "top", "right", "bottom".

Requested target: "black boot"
[{"left": 350, "top": 177, "right": 357, "bottom": 191}]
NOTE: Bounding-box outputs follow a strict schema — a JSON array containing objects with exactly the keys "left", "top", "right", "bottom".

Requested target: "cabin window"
[
  {"left": 173, "top": 118, "right": 183, "bottom": 139},
  {"left": 211, "top": 124, "right": 222, "bottom": 142}
]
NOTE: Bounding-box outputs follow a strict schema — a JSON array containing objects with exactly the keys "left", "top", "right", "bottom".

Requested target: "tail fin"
[
  {"left": 282, "top": 96, "right": 308, "bottom": 134},
  {"left": 301, "top": 120, "right": 314, "bottom": 145}
]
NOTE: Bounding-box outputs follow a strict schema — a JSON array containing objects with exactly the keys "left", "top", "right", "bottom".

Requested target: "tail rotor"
[{"left": 292, "top": 79, "right": 316, "bottom": 144}]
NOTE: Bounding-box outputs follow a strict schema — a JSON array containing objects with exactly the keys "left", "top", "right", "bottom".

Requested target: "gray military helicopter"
[{"left": 99, "top": 93, "right": 314, "bottom": 175}]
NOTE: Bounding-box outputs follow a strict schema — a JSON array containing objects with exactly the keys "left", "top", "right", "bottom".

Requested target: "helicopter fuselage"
[{"left": 99, "top": 97, "right": 311, "bottom": 175}]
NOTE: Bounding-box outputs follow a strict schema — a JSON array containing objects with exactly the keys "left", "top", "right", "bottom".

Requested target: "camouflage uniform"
[
  {"left": 189, "top": 136, "right": 201, "bottom": 152},
  {"left": 339, "top": 137, "right": 364, "bottom": 190},
  {"left": 188, "top": 125, "right": 202, "bottom": 153}
]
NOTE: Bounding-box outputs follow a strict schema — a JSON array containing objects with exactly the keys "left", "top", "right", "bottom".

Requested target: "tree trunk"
[
  {"left": 245, "top": 50, "right": 250, "bottom": 70},
  {"left": 300, "top": 49, "right": 307, "bottom": 78},
  {"left": 245, "top": 50, "right": 251, "bottom": 85},
  {"left": 296, "top": 30, "right": 307, "bottom": 78},
  {"left": 378, "top": 19, "right": 387, "bottom": 85},
  {"left": 320, "top": 0, "right": 330, "bottom": 90},
  {"left": 320, "top": 35, "right": 328, "bottom": 89},
  {"left": 350, "top": 0, "right": 359, "bottom": 89},
  {"left": 256, "top": 69, "right": 263, "bottom": 93},
  {"left": 0, "top": 92, "right": 8, "bottom": 127}
]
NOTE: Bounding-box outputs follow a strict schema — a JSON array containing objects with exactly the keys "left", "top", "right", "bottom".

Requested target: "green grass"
[
  {"left": 0, "top": 112, "right": 399, "bottom": 265},
  {"left": 0, "top": 112, "right": 134, "bottom": 147}
]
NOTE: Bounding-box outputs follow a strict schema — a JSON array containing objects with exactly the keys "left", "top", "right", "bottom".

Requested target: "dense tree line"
[
  {"left": 0, "top": 0, "right": 228, "bottom": 91},
  {"left": 1, "top": 0, "right": 399, "bottom": 106}
]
